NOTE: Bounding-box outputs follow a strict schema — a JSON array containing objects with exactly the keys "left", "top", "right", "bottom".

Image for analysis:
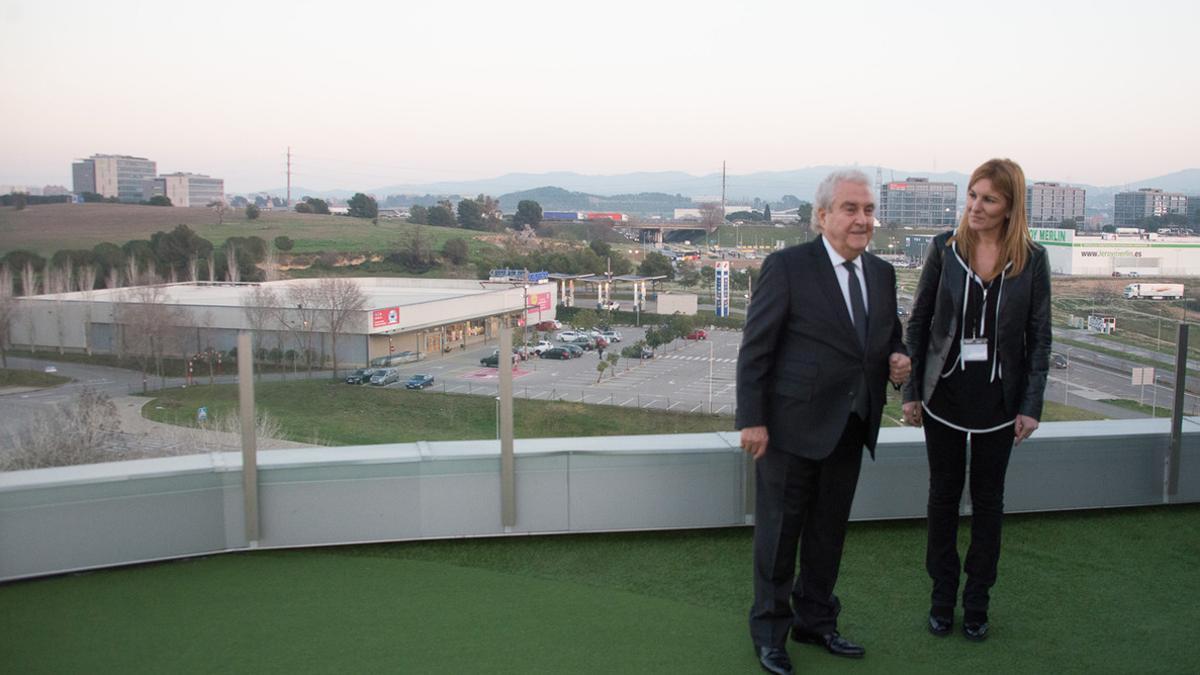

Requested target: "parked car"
[
  {"left": 480, "top": 351, "right": 519, "bottom": 367},
  {"left": 561, "top": 344, "right": 585, "bottom": 358},
  {"left": 685, "top": 329, "right": 708, "bottom": 340},
  {"left": 345, "top": 368, "right": 377, "bottom": 385},
  {"left": 405, "top": 373, "right": 435, "bottom": 389},
  {"left": 529, "top": 340, "right": 554, "bottom": 355},
  {"left": 640, "top": 347, "right": 654, "bottom": 359},
  {"left": 600, "top": 330, "right": 623, "bottom": 343},
  {"left": 567, "top": 335, "right": 596, "bottom": 350},
  {"left": 535, "top": 320, "right": 562, "bottom": 331},
  {"left": 1051, "top": 352, "right": 1068, "bottom": 369},
  {"left": 369, "top": 368, "right": 400, "bottom": 386},
  {"left": 540, "top": 347, "right": 573, "bottom": 360},
  {"left": 598, "top": 300, "right": 620, "bottom": 311},
  {"left": 555, "top": 330, "right": 584, "bottom": 342}
]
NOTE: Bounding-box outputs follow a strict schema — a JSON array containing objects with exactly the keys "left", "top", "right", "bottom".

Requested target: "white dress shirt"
[{"left": 820, "top": 235, "right": 869, "bottom": 321}]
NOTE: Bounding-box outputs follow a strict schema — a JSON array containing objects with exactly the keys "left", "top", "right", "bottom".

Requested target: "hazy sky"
[{"left": 2, "top": 0, "right": 1196, "bottom": 193}]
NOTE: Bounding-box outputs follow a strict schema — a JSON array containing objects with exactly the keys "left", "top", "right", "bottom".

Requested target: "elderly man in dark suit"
[{"left": 737, "top": 169, "right": 910, "bottom": 675}]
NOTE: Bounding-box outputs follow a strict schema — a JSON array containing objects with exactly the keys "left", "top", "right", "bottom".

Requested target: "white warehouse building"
[
  {"left": 1032, "top": 228, "right": 1200, "bottom": 277},
  {"left": 11, "top": 278, "right": 558, "bottom": 366}
]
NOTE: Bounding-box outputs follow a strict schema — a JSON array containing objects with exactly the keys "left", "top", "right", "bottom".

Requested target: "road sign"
[{"left": 1132, "top": 367, "right": 1155, "bottom": 385}]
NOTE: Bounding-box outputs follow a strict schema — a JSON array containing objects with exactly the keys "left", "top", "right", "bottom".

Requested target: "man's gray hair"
[{"left": 810, "top": 169, "right": 874, "bottom": 232}]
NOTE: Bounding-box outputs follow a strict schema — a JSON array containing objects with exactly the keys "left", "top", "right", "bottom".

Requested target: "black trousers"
[
  {"left": 749, "top": 415, "right": 865, "bottom": 648},
  {"left": 924, "top": 415, "right": 1014, "bottom": 623}
]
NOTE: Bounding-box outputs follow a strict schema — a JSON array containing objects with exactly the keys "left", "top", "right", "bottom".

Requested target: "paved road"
[{"left": 0, "top": 356, "right": 311, "bottom": 457}]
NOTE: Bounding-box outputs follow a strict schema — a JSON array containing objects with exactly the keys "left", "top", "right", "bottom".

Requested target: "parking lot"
[{"left": 364, "top": 326, "right": 742, "bottom": 415}]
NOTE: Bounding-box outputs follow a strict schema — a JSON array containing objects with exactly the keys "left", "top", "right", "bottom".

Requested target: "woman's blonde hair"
[{"left": 950, "top": 158, "right": 1032, "bottom": 278}]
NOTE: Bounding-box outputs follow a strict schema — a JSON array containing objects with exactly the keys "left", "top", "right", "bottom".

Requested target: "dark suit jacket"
[{"left": 736, "top": 238, "right": 906, "bottom": 460}]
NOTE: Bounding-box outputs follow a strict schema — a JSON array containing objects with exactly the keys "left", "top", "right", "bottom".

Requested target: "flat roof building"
[
  {"left": 10, "top": 278, "right": 558, "bottom": 368},
  {"left": 1032, "top": 227, "right": 1200, "bottom": 276},
  {"left": 1114, "top": 188, "right": 1187, "bottom": 228},
  {"left": 143, "top": 172, "right": 225, "bottom": 207},
  {"left": 72, "top": 154, "right": 157, "bottom": 202},
  {"left": 1026, "top": 182, "right": 1086, "bottom": 230},
  {"left": 878, "top": 178, "right": 957, "bottom": 228}
]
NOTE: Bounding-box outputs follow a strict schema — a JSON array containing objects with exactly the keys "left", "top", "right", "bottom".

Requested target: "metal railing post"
[
  {"left": 1167, "top": 323, "right": 1188, "bottom": 501},
  {"left": 237, "top": 331, "right": 259, "bottom": 545},
  {"left": 499, "top": 326, "right": 515, "bottom": 529}
]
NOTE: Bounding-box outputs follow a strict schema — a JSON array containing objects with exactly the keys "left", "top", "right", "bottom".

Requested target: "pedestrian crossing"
[{"left": 660, "top": 354, "right": 738, "bottom": 364}]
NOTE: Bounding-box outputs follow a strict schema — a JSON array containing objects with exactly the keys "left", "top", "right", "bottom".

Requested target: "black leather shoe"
[
  {"left": 928, "top": 613, "right": 952, "bottom": 636},
  {"left": 791, "top": 629, "right": 865, "bottom": 658},
  {"left": 963, "top": 621, "right": 989, "bottom": 642},
  {"left": 756, "top": 646, "right": 794, "bottom": 675}
]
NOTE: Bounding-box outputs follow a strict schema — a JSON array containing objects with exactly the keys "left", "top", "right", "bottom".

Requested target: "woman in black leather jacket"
[{"left": 901, "top": 158, "right": 1052, "bottom": 642}]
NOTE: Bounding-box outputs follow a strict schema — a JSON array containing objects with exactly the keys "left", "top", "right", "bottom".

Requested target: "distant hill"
[
  {"left": 496, "top": 187, "right": 694, "bottom": 215},
  {"left": 248, "top": 167, "right": 1200, "bottom": 212}
]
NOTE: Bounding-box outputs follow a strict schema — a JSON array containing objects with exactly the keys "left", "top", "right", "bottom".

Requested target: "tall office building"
[
  {"left": 1026, "top": 182, "right": 1086, "bottom": 229},
  {"left": 878, "top": 177, "right": 958, "bottom": 228},
  {"left": 71, "top": 154, "right": 157, "bottom": 202},
  {"left": 1114, "top": 188, "right": 1187, "bottom": 227},
  {"left": 143, "top": 173, "right": 225, "bottom": 207},
  {"left": 1187, "top": 196, "right": 1200, "bottom": 225}
]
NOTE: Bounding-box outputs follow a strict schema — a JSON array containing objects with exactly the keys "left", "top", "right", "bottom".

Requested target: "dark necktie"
[{"left": 843, "top": 260, "right": 867, "bottom": 348}]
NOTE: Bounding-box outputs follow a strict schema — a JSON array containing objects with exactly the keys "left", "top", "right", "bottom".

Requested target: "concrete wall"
[{"left": 2, "top": 419, "right": 1195, "bottom": 582}]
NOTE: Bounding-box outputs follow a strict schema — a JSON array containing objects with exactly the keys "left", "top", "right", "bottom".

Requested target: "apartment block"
[
  {"left": 1026, "top": 182, "right": 1086, "bottom": 229},
  {"left": 878, "top": 177, "right": 958, "bottom": 227},
  {"left": 1114, "top": 188, "right": 1187, "bottom": 227}
]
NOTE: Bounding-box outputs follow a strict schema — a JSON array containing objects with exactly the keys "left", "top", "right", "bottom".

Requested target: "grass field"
[
  {"left": 142, "top": 378, "right": 1106, "bottom": 446},
  {"left": 0, "top": 203, "right": 503, "bottom": 258},
  {"left": 0, "top": 368, "right": 69, "bottom": 387},
  {"left": 144, "top": 380, "right": 733, "bottom": 445},
  {"left": 2, "top": 504, "right": 1196, "bottom": 673}
]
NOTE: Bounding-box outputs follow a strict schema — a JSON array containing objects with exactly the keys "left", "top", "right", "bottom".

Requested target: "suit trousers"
[
  {"left": 749, "top": 414, "right": 866, "bottom": 648},
  {"left": 923, "top": 415, "right": 1014, "bottom": 623}
]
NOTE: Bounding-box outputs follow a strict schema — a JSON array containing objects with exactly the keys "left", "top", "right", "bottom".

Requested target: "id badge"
[{"left": 962, "top": 338, "right": 988, "bottom": 362}]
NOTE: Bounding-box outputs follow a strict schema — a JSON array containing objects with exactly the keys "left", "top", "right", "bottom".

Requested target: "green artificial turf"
[{"left": 2, "top": 505, "right": 1197, "bottom": 673}]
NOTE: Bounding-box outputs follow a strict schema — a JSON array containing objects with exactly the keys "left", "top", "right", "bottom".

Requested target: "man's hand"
[
  {"left": 1014, "top": 414, "right": 1039, "bottom": 446},
  {"left": 889, "top": 352, "right": 912, "bottom": 386},
  {"left": 741, "top": 426, "right": 769, "bottom": 460},
  {"left": 902, "top": 401, "right": 923, "bottom": 427}
]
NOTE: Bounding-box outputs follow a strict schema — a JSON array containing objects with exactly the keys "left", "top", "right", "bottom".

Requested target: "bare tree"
[
  {"left": 262, "top": 241, "right": 282, "bottom": 282},
  {"left": 1, "top": 388, "right": 124, "bottom": 471},
  {"left": 283, "top": 283, "right": 320, "bottom": 376},
  {"left": 118, "top": 285, "right": 184, "bottom": 392},
  {"left": 207, "top": 256, "right": 216, "bottom": 284},
  {"left": 699, "top": 202, "right": 725, "bottom": 240},
  {"left": 20, "top": 261, "right": 39, "bottom": 297},
  {"left": 225, "top": 242, "right": 240, "bottom": 283},
  {"left": 315, "top": 276, "right": 366, "bottom": 378},
  {"left": 78, "top": 264, "right": 97, "bottom": 355},
  {"left": 241, "top": 284, "right": 280, "bottom": 380},
  {"left": 210, "top": 200, "right": 229, "bottom": 225},
  {"left": 0, "top": 265, "right": 15, "bottom": 367}
]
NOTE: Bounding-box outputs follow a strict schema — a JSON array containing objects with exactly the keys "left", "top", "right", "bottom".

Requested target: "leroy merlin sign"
[{"left": 1030, "top": 228, "right": 1073, "bottom": 244}]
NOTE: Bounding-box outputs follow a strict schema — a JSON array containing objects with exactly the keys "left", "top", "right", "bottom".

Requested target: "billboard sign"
[
  {"left": 530, "top": 292, "right": 552, "bottom": 311},
  {"left": 372, "top": 307, "right": 400, "bottom": 328}
]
